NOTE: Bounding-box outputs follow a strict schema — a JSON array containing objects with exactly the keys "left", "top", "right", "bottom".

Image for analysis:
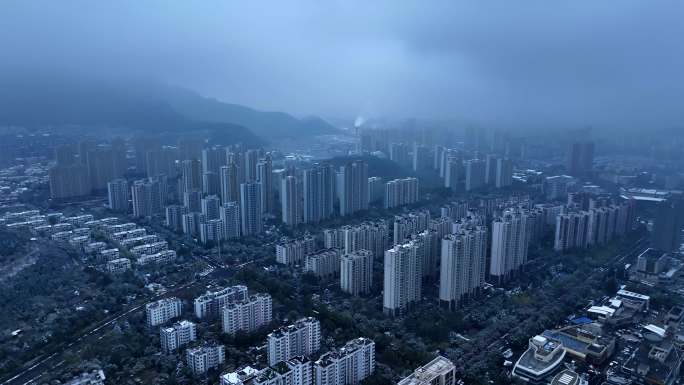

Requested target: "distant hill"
[
  {"left": 0, "top": 75, "right": 262, "bottom": 145},
  {"left": 0, "top": 74, "right": 338, "bottom": 144},
  {"left": 160, "top": 86, "right": 339, "bottom": 139}
]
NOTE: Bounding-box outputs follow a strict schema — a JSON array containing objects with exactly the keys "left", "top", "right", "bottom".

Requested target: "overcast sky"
[{"left": 2, "top": 1, "right": 684, "bottom": 131}]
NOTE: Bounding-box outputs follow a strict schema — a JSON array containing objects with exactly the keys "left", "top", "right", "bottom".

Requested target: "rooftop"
[
  {"left": 514, "top": 336, "right": 565, "bottom": 377},
  {"left": 550, "top": 370, "right": 581, "bottom": 385},
  {"left": 397, "top": 356, "right": 455, "bottom": 385}
]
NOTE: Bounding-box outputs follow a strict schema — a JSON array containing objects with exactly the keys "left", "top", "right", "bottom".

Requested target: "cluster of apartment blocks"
[
  {"left": 101, "top": 145, "right": 273, "bottom": 243},
  {"left": 2, "top": 209, "right": 177, "bottom": 273},
  {"left": 554, "top": 199, "right": 635, "bottom": 252},
  {"left": 100, "top": 221, "right": 176, "bottom": 271},
  {"left": 271, "top": 202, "right": 542, "bottom": 316},
  {"left": 223, "top": 319, "right": 375, "bottom": 385},
  {"left": 145, "top": 286, "right": 271, "bottom": 376},
  {"left": 383, "top": 201, "right": 549, "bottom": 315},
  {"left": 145, "top": 290, "right": 376, "bottom": 382},
  {"left": 435, "top": 149, "right": 513, "bottom": 192},
  {"left": 382, "top": 195, "right": 636, "bottom": 315},
  {"left": 192, "top": 285, "right": 273, "bottom": 335},
  {"left": 165, "top": 196, "right": 244, "bottom": 245},
  {"left": 144, "top": 296, "right": 226, "bottom": 376},
  {"left": 225, "top": 318, "right": 457, "bottom": 385}
]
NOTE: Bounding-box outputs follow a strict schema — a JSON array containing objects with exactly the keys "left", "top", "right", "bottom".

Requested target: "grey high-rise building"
[
  {"left": 389, "top": 143, "right": 410, "bottom": 168},
  {"left": 464, "top": 159, "right": 486, "bottom": 191},
  {"left": 651, "top": 198, "right": 684, "bottom": 252},
  {"left": 257, "top": 156, "right": 274, "bottom": 214},
  {"left": 433, "top": 146, "right": 445, "bottom": 171},
  {"left": 220, "top": 202, "right": 241, "bottom": 239},
  {"left": 177, "top": 137, "right": 203, "bottom": 161},
  {"left": 339, "top": 161, "right": 368, "bottom": 216},
  {"left": 281, "top": 175, "right": 302, "bottom": 226},
  {"left": 183, "top": 189, "right": 202, "bottom": 212},
  {"left": 384, "top": 177, "right": 419, "bottom": 209},
  {"left": 131, "top": 178, "right": 163, "bottom": 218},
  {"left": 227, "top": 149, "right": 246, "bottom": 184},
  {"left": 383, "top": 240, "right": 423, "bottom": 315},
  {"left": 495, "top": 158, "right": 513, "bottom": 188},
  {"left": 202, "top": 171, "right": 220, "bottom": 196},
  {"left": 87, "top": 146, "right": 126, "bottom": 191},
  {"left": 54, "top": 144, "right": 77, "bottom": 166},
  {"left": 202, "top": 147, "right": 227, "bottom": 175},
  {"left": 160, "top": 320, "right": 197, "bottom": 354},
  {"left": 444, "top": 155, "right": 461, "bottom": 191},
  {"left": 314, "top": 338, "right": 375, "bottom": 385},
  {"left": 244, "top": 149, "right": 260, "bottom": 182},
  {"left": 485, "top": 154, "right": 499, "bottom": 185},
  {"left": 146, "top": 147, "right": 178, "bottom": 179},
  {"left": 303, "top": 164, "right": 335, "bottom": 223},
  {"left": 491, "top": 209, "right": 533, "bottom": 280},
  {"left": 220, "top": 163, "right": 240, "bottom": 205},
  {"left": 240, "top": 182, "right": 263, "bottom": 236},
  {"left": 567, "top": 141, "right": 594, "bottom": 177},
  {"left": 340, "top": 250, "right": 373, "bottom": 296},
  {"left": 201, "top": 195, "right": 221, "bottom": 220},
  {"left": 439, "top": 227, "right": 487, "bottom": 309},
  {"left": 412, "top": 143, "right": 430, "bottom": 171},
  {"left": 367, "top": 176, "right": 384, "bottom": 205},
  {"left": 134, "top": 137, "right": 161, "bottom": 175},
  {"left": 267, "top": 317, "right": 321, "bottom": 366},
  {"left": 165, "top": 205, "right": 188, "bottom": 232},
  {"left": 107, "top": 179, "right": 130, "bottom": 212},
  {"left": 49, "top": 164, "right": 91, "bottom": 199},
  {"left": 181, "top": 159, "right": 202, "bottom": 193}
]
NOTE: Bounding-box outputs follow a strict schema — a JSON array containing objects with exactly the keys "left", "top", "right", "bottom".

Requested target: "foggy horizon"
[
  {"left": 1, "top": 4, "right": 684, "bottom": 385},
  {"left": 3, "top": 1, "right": 684, "bottom": 131}
]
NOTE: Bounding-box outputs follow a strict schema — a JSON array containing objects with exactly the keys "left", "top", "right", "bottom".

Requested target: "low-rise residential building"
[
  {"left": 106, "top": 258, "right": 131, "bottom": 273},
  {"left": 313, "top": 338, "right": 375, "bottom": 385},
  {"left": 130, "top": 241, "right": 168, "bottom": 257},
  {"left": 146, "top": 297, "right": 182, "bottom": 327},
  {"left": 194, "top": 285, "right": 249, "bottom": 319},
  {"left": 99, "top": 248, "right": 120, "bottom": 262},
  {"left": 304, "top": 249, "right": 340, "bottom": 278},
  {"left": 340, "top": 250, "right": 373, "bottom": 296},
  {"left": 160, "top": 320, "right": 197, "bottom": 353},
  {"left": 220, "top": 358, "right": 312, "bottom": 385},
  {"left": 220, "top": 366, "right": 259, "bottom": 385},
  {"left": 84, "top": 241, "right": 107, "bottom": 254},
  {"left": 267, "top": 317, "right": 321, "bottom": 366},
  {"left": 186, "top": 344, "right": 225, "bottom": 375},
  {"left": 136, "top": 250, "right": 176, "bottom": 265},
  {"left": 253, "top": 357, "right": 312, "bottom": 385},
  {"left": 276, "top": 235, "right": 317, "bottom": 265},
  {"left": 222, "top": 293, "right": 272, "bottom": 334}
]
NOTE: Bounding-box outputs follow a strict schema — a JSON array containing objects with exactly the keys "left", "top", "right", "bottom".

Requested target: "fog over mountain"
[{"left": 2, "top": 1, "right": 684, "bottom": 132}]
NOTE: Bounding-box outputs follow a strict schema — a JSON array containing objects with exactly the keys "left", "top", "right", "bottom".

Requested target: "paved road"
[
  {"left": 1, "top": 236, "right": 647, "bottom": 385},
  {"left": 0, "top": 247, "right": 255, "bottom": 385},
  {"left": 0, "top": 248, "right": 266, "bottom": 385},
  {"left": 0, "top": 277, "right": 206, "bottom": 385}
]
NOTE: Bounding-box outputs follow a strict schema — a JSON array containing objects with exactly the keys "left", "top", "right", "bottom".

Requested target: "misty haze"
[{"left": 0, "top": 2, "right": 683, "bottom": 385}]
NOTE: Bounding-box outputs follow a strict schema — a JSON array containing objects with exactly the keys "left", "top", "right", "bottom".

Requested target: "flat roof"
[
  {"left": 616, "top": 289, "right": 650, "bottom": 301},
  {"left": 397, "top": 356, "right": 455, "bottom": 385}
]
